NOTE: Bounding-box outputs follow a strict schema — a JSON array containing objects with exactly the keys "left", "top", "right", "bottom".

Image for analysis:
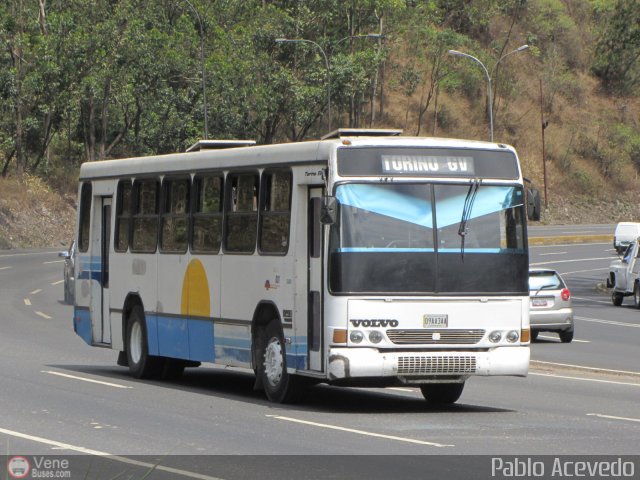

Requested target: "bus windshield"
[{"left": 329, "top": 182, "right": 528, "bottom": 294}]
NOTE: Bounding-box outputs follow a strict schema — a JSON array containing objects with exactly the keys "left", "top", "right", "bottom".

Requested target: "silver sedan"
[{"left": 529, "top": 268, "right": 574, "bottom": 343}]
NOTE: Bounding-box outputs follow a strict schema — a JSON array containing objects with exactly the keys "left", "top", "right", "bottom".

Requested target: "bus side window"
[
  {"left": 259, "top": 170, "right": 292, "bottom": 255},
  {"left": 78, "top": 182, "right": 92, "bottom": 253},
  {"left": 131, "top": 178, "right": 159, "bottom": 253},
  {"left": 114, "top": 180, "right": 132, "bottom": 252},
  {"left": 191, "top": 174, "right": 223, "bottom": 253},
  {"left": 225, "top": 172, "right": 259, "bottom": 253},
  {"left": 160, "top": 177, "right": 190, "bottom": 253}
]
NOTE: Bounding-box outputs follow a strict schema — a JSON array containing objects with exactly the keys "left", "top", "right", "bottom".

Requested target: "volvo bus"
[{"left": 72, "top": 129, "right": 532, "bottom": 404}]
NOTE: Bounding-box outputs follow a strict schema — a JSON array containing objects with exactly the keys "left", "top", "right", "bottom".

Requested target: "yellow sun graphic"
[{"left": 180, "top": 259, "right": 211, "bottom": 318}]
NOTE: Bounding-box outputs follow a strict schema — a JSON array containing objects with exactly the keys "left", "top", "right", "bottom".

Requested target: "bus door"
[
  {"left": 90, "top": 196, "right": 112, "bottom": 345},
  {"left": 308, "top": 187, "right": 324, "bottom": 372}
]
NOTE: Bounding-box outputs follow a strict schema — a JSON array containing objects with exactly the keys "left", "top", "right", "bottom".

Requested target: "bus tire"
[
  {"left": 257, "top": 321, "right": 303, "bottom": 403},
  {"left": 420, "top": 382, "right": 465, "bottom": 404},
  {"left": 126, "top": 306, "right": 163, "bottom": 379}
]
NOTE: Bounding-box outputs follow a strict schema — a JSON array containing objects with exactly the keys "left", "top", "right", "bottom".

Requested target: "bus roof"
[{"left": 79, "top": 135, "right": 516, "bottom": 181}]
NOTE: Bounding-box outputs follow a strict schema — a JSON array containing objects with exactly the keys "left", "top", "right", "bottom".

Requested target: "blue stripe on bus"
[
  {"left": 77, "top": 256, "right": 102, "bottom": 282},
  {"left": 146, "top": 312, "right": 309, "bottom": 369},
  {"left": 74, "top": 307, "right": 92, "bottom": 345}
]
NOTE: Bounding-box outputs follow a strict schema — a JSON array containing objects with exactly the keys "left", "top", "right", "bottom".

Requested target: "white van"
[{"left": 613, "top": 222, "right": 640, "bottom": 253}]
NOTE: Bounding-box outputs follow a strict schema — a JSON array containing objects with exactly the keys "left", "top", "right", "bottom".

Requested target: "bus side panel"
[
  {"left": 157, "top": 253, "right": 190, "bottom": 359},
  {"left": 110, "top": 252, "right": 158, "bottom": 353},
  {"left": 219, "top": 255, "right": 298, "bottom": 369}
]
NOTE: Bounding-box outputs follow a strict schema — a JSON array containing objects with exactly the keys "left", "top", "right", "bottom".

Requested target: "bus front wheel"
[
  {"left": 257, "top": 321, "right": 303, "bottom": 403},
  {"left": 126, "top": 306, "right": 163, "bottom": 379},
  {"left": 420, "top": 382, "right": 465, "bottom": 404}
]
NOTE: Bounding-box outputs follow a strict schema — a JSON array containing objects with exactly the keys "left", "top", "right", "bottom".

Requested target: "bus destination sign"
[
  {"left": 337, "top": 147, "right": 519, "bottom": 179},
  {"left": 381, "top": 155, "right": 474, "bottom": 176}
]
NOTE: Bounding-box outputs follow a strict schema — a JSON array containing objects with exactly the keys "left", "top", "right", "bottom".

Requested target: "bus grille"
[
  {"left": 387, "top": 329, "right": 485, "bottom": 345},
  {"left": 397, "top": 356, "right": 477, "bottom": 375}
]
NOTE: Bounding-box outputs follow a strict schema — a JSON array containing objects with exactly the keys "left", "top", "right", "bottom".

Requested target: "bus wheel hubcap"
[
  {"left": 264, "top": 338, "right": 283, "bottom": 387},
  {"left": 130, "top": 322, "right": 142, "bottom": 364}
]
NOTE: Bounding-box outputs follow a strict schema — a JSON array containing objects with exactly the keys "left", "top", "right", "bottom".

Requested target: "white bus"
[{"left": 72, "top": 129, "right": 532, "bottom": 404}]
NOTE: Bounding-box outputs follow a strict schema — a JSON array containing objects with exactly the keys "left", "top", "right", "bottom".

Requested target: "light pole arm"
[
  {"left": 448, "top": 50, "right": 493, "bottom": 141},
  {"left": 181, "top": 0, "right": 208, "bottom": 139},
  {"left": 276, "top": 38, "right": 332, "bottom": 131}
]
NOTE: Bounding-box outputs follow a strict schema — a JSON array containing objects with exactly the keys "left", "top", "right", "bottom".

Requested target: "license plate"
[
  {"left": 423, "top": 314, "right": 448, "bottom": 328},
  {"left": 532, "top": 298, "right": 548, "bottom": 307}
]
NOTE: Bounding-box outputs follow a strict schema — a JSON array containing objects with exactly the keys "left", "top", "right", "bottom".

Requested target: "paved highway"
[{"left": 1, "top": 237, "right": 639, "bottom": 479}]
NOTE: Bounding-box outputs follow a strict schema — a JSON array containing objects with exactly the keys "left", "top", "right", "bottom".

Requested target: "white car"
[
  {"left": 608, "top": 237, "right": 640, "bottom": 307},
  {"left": 614, "top": 222, "right": 640, "bottom": 254},
  {"left": 529, "top": 269, "right": 574, "bottom": 343}
]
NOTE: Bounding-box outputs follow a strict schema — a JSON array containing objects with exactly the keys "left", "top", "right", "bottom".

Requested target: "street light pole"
[
  {"left": 276, "top": 34, "right": 382, "bottom": 133},
  {"left": 448, "top": 45, "right": 528, "bottom": 142},
  {"left": 181, "top": 0, "right": 208, "bottom": 139},
  {"left": 276, "top": 38, "right": 331, "bottom": 132}
]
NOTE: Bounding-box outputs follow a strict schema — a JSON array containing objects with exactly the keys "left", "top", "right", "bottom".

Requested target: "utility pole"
[{"left": 539, "top": 79, "right": 548, "bottom": 208}]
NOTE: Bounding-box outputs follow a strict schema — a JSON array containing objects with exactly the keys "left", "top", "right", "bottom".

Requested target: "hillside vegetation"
[{"left": 1, "top": 0, "right": 639, "bottom": 248}]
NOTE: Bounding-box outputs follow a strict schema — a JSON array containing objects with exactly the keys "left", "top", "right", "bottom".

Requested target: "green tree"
[{"left": 592, "top": 0, "right": 640, "bottom": 94}]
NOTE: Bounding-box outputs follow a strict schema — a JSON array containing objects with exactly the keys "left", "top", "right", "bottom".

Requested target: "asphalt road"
[{"left": 1, "top": 238, "right": 639, "bottom": 479}]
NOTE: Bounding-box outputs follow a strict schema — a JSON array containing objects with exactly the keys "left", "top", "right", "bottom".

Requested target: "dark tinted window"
[
  {"left": 259, "top": 170, "right": 292, "bottom": 254},
  {"left": 131, "top": 179, "right": 159, "bottom": 253},
  {"left": 115, "top": 180, "right": 132, "bottom": 252},
  {"left": 192, "top": 175, "right": 223, "bottom": 253},
  {"left": 78, "top": 182, "right": 92, "bottom": 253},
  {"left": 160, "top": 178, "right": 189, "bottom": 253},
  {"left": 225, "top": 173, "right": 258, "bottom": 253}
]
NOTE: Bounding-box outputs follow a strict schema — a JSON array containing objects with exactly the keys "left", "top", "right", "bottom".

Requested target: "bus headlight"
[
  {"left": 488, "top": 331, "right": 502, "bottom": 343},
  {"left": 506, "top": 330, "right": 520, "bottom": 343},
  {"left": 350, "top": 330, "right": 364, "bottom": 344},
  {"left": 368, "top": 331, "right": 384, "bottom": 344}
]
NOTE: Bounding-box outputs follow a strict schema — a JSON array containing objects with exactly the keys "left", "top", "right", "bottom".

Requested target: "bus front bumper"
[{"left": 327, "top": 346, "right": 529, "bottom": 380}]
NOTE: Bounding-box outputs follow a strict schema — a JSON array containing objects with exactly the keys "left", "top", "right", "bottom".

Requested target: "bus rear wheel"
[
  {"left": 420, "top": 383, "right": 465, "bottom": 404},
  {"left": 126, "top": 306, "right": 163, "bottom": 379},
  {"left": 257, "top": 321, "right": 303, "bottom": 403}
]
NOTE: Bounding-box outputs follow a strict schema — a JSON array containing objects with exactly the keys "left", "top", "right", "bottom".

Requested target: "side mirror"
[
  {"left": 320, "top": 196, "right": 338, "bottom": 225},
  {"left": 59, "top": 251, "right": 70, "bottom": 259}
]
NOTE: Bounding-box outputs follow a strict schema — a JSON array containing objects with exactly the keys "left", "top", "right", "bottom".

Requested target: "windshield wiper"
[{"left": 458, "top": 179, "right": 481, "bottom": 260}]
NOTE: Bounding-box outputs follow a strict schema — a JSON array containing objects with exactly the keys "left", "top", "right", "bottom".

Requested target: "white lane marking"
[
  {"left": 24, "top": 298, "right": 31, "bottom": 306},
  {"left": 35, "top": 311, "right": 52, "bottom": 320},
  {"left": 572, "top": 296, "right": 611, "bottom": 305},
  {"left": 530, "top": 372, "right": 640, "bottom": 387},
  {"left": 561, "top": 267, "right": 609, "bottom": 276},
  {"left": 538, "top": 334, "right": 589, "bottom": 343},
  {"left": 530, "top": 257, "right": 612, "bottom": 266},
  {"left": 538, "top": 252, "right": 568, "bottom": 256},
  {"left": 575, "top": 315, "right": 640, "bottom": 328},
  {"left": 0, "top": 426, "right": 223, "bottom": 480},
  {"left": 30, "top": 288, "right": 42, "bottom": 295},
  {"left": 586, "top": 413, "right": 640, "bottom": 424},
  {"left": 43, "top": 260, "right": 64, "bottom": 264},
  {"left": 266, "top": 414, "right": 454, "bottom": 447},
  {"left": 50, "top": 279, "right": 64, "bottom": 286},
  {"left": 531, "top": 360, "right": 640, "bottom": 377},
  {"left": 0, "top": 251, "right": 60, "bottom": 258},
  {"left": 529, "top": 243, "right": 610, "bottom": 249},
  {"left": 387, "top": 387, "right": 414, "bottom": 392},
  {"left": 42, "top": 370, "right": 132, "bottom": 389},
  {"left": 0, "top": 266, "right": 12, "bottom": 271}
]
